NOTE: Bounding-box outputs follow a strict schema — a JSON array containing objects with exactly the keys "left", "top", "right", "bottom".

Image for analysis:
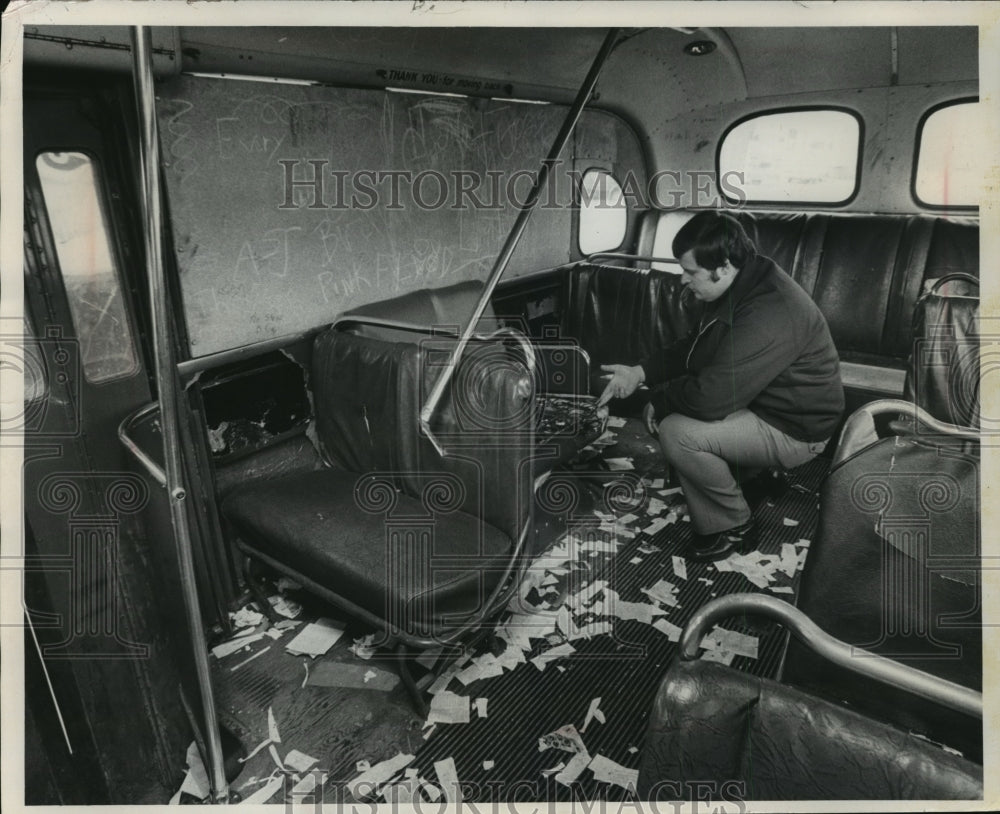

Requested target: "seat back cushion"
[
  {"left": 339, "top": 280, "right": 499, "bottom": 342},
  {"left": 904, "top": 274, "right": 979, "bottom": 428},
  {"left": 784, "top": 432, "right": 982, "bottom": 760},
  {"left": 639, "top": 659, "right": 982, "bottom": 801}
]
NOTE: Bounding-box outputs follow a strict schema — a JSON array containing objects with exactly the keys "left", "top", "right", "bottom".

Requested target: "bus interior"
[{"left": 8, "top": 9, "right": 992, "bottom": 807}]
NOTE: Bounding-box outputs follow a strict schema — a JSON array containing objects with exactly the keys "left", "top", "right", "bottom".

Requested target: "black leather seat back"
[
  {"left": 639, "top": 659, "right": 982, "bottom": 801},
  {"left": 561, "top": 263, "right": 700, "bottom": 385},
  {"left": 904, "top": 273, "right": 979, "bottom": 428},
  {"left": 783, "top": 433, "right": 981, "bottom": 760},
  {"left": 311, "top": 329, "right": 534, "bottom": 547}
]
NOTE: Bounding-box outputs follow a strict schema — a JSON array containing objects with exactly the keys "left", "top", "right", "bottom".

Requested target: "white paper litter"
[
  {"left": 483, "top": 760, "right": 494, "bottom": 770},
  {"left": 700, "top": 648, "right": 736, "bottom": 666},
  {"left": 539, "top": 723, "right": 587, "bottom": 754},
  {"left": 555, "top": 752, "right": 592, "bottom": 786},
  {"left": 289, "top": 772, "right": 320, "bottom": 800},
  {"left": 531, "top": 642, "right": 576, "bottom": 670},
  {"left": 268, "top": 595, "right": 302, "bottom": 619},
  {"left": 646, "top": 497, "right": 668, "bottom": 516},
  {"left": 230, "top": 646, "right": 270, "bottom": 672},
  {"left": 285, "top": 618, "right": 345, "bottom": 657},
  {"left": 474, "top": 698, "right": 488, "bottom": 718},
  {"left": 672, "top": 556, "right": 688, "bottom": 580},
  {"left": 604, "top": 457, "right": 635, "bottom": 471},
  {"left": 347, "top": 753, "right": 414, "bottom": 801},
  {"left": 427, "top": 691, "right": 471, "bottom": 724},
  {"left": 434, "top": 757, "right": 462, "bottom": 803},
  {"left": 602, "top": 588, "right": 667, "bottom": 625},
  {"left": 231, "top": 607, "right": 264, "bottom": 628},
  {"left": 212, "top": 633, "right": 266, "bottom": 659},
  {"left": 283, "top": 749, "right": 318, "bottom": 773},
  {"left": 640, "top": 579, "right": 679, "bottom": 607},
  {"left": 239, "top": 775, "right": 283, "bottom": 805},
  {"left": 607, "top": 416, "right": 627, "bottom": 428},
  {"left": 652, "top": 618, "right": 683, "bottom": 642},
  {"left": 169, "top": 741, "right": 209, "bottom": 804},
  {"left": 267, "top": 707, "right": 281, "bottom": 743},
  {"left": 582, "top": 697, "right": 606, "bottom": 732},
  {"left": 588, "top": 754, "right": 639, "bottom": 792},
  {"left": 783, "top": 517, "right": 800, "bottom": 527},
  {"left": 701, "top": 627, "right": 759, "bottom": 659}
]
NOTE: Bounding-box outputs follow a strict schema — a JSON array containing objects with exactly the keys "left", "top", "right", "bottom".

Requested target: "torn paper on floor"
[
  {"left": 604, "top": 457, "right": 635, "bottom": 471},
  {"left": 588, "top": 754, "right": 639, "bottom": 793},
  {"left": 640, "top": 579, "right": 679, "bottom": 607},
  {"left": 269, "top": 595, "right": 303, "bottom": 619},
  {"left": 582, "top": 697, "right": 606, "bottom": 732},
  {"left": 427, "top": 691, "right": 471, "bottom": 725},
  {"left": 231, "top": 607, "right": 264, "bottom": 629},
  {"left": 283, "top": 749, "right": 318, "bottom": 773},
  {"left": 347, "top": 753, "right": 414, "bottom": 801},
  {"left": 239, "top": 775, "right": 284, "bottom": 805},
  {"left": 434, "top": 757, "right": 462, "bottom": 803},
  {"left": 212, "top": 631, "right": 266, "bottom": 659},
  {"left": 286, "top": 618, "right": 345, "bottom": 657},
  {"left": 169, "top": 741, "right": 209, "bottom": 804},
  {"left": 701, "top": 627, "right": 759, "bottom": 659},
  {"left": 672, "top": 556, "right": 688, "bottom": 580},
  {"left": 531, "top": 642, "right": 576, "bottom": 671}
]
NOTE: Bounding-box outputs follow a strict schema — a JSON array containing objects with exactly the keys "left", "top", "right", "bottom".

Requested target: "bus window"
[
  {"left": 718, "top": 109, "right": 861, "bottom": 204},
  {"left": 914, "top": 100, "right": 983, "bottom": 208},
  {"left": 578, "top": 169, "right": 627, "bottom": 255},
  {"left": 35, "top": 152, "right": 139, "bottom": 383}
]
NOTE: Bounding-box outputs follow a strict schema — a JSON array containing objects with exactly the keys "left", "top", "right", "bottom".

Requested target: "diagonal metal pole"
[
  {"left": 130, "top": 27, "right": 229, "bottom": 803},
  {"left": 420, "top": 28, "right": 620, "bottom": 453}
]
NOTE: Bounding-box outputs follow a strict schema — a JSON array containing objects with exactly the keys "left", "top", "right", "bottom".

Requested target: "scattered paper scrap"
[
  {"left": 604, "top": 457, "right": 635, "bottom": 471},
  {"left": 652, "top": 618, "right": 683, "bottom": 642},
  {"left": 347, "top": 753, "right": 414, "bottom": 801},
  {"left": 555, "top": 752, "right": 592, "bottom": 786},
  {"left": 602, "top": 588, "right": 667, "bottom": 625},
  {"left": 267, "top": 707, "right": 282, "bottom": 743},
  {"left": 607, "top": 416, "right": 627, "bottom": 428},
  {"left": 307, "top": 661, "right": 399, "bottom": 692},
  {"left": 231, "top": 607, "right": 264, "bottom": 629},
  {"left": 588, "top": 754, "right": 638, "bottom": 792},
  {"left": 474, "top": 698, "right": 488, "bottom": 718},
  {"left": 427, "top": 691, "right": 471, "bottom": 725},
  {"left": 350, "top": 634, "right": 377, "bottom": 660},
  {"left": 169, "top": 741, "right": 209, "bottom": 804},
  {"left": 541, "top": 761, "right": 567, "bottom": 777},
  {"left": 483, "top": 760, "right": 494, "bottom": 770},
  {"left": 783, "top": 517, "right": 800, "bottom": 527},
  {"left": 672, "top": 556, "right": 688, "bottom": 580},
  {"left": 420, "top": 779, "right": 442, "bottom": 801},
  {"left": 283, "top": 749, "right": 317, "bottom": 773},
  {"left": 230, "top": 646, "right": 270, "bottom": 672},
  {"left": 582, "top": 697, "right": 606, "bottom": 732},
  {"left": 356, "top": 760, "right": 371, "bottom": 773},
  {"left": 629, "top": 556, "right": 643, "bottom": 565},
  {"left": 702, "top": 627, "right": 759, "bottom": 659},
  {"left": 239, "top": 775, "right": 283, "bottom": 805},
  {"left": 212, "top": 632, "right": 265, "bottom": 659},
  {"left": 640, "top": 579, "right": 679, "bottom": 607},
  {"left": 434, "top": 757, "right": 462, "bottom": 803},
  {"left": 268, "top": 744, "right": 285, "bottom": 772},
  {"left": 286, "top": 618, "right": 345, "bottom": 657},
  {"left": 650, "top": 478, "right": 665, "bottom": 489},
  {"left": 700, "top": 648, "right": 736, "bottom": 666},
  {"left": 539, "top": 724, "right": 587, "bottom": 754},
  {"left": 770, "top": 585, "right": 795, "bottom": 594},
  {"left": 289, "top": 772, "right": 320, "bottom": 800},
  {"left": 646, "top": 497, "right": 667, "bottom": 516},
  {"left": 268, "top": 595, "right": 302, "bottom": 619},
  {"left": 531, "top": 643, "right": 576, "bottom": 671}
]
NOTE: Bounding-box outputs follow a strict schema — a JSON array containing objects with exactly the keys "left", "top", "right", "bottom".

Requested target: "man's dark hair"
[{"left": 672, "top": 211, "right": 757, "bottom": 270}]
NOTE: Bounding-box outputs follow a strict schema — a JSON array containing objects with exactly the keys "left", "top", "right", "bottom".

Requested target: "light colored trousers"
[{"left": 657, "top": 409, "right": 828, "bottom": 535}]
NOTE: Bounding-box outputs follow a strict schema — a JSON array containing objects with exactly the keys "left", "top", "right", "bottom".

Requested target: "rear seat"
[{"left": 567, "top": 210, "right": 978, "bottom": 406}]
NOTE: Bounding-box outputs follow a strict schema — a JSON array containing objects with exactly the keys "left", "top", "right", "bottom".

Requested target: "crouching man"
[{"left": 599, "top": 211, "right": 844, "bottom": 561}]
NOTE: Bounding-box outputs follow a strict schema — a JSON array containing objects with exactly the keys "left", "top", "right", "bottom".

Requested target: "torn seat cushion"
[
  {"left": 638, "top": 659, "right": 983, "bottom": 801},
  {"left": 224, "top": 468, "right": 513, "bottom": 624}
]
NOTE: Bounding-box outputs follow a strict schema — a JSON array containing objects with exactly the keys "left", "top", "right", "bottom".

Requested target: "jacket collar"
[{"left": 705, "top": 253, "right": 772, "bottom": 325}]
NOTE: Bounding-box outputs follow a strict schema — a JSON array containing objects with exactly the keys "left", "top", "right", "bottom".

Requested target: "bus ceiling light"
[
  {"left": 684, "top": 40, "right": 716, "bottom": 56},
  {"left": 184, "top": 71, "right": 319, "bottom": 85}
]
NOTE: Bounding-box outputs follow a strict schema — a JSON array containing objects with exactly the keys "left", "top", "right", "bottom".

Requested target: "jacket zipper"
[{"left": 686, "top": 317, "right": 719, "bottom": 369}]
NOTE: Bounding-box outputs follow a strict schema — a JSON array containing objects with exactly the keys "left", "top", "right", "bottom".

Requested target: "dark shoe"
[{"left": 689, "top": 518, "right": 756, "bottom": 562}]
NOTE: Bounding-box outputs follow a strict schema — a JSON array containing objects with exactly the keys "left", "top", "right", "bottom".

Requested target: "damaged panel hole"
[{"left": 201, "top": 351, "right": 310, "bottom": 459}]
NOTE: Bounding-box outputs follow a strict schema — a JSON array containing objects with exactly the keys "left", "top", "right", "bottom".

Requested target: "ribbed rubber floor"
[
  {"left": 406, "top": 420, "right": 829, "bottom": 802},
  {"left": 206, "top": 419, "right": 828, "bottom": 804}
]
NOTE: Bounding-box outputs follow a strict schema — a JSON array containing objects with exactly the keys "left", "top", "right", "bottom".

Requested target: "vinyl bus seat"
[
  {"left": 337, "top": 280, "right": 603, "bottom": 466},
  {"left": 638, "top": 595, "right": 983, "bottom": 801},
  {"left": 221, "top": 329, "right": 538, "bottom": 711}
]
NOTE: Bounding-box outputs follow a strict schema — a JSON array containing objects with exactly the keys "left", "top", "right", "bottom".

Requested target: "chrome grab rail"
[
  {"left": 833, "top": 398, "right": 979, "bottom": 466},
  {"left": 117, "top": 402, "right": 166, "bottom": 487},
  {"left": 586, "top": 253, "right": 680, "bottom": 266},
  {"left": 419, "top": 29, "right": 621, "bottom": 457},
  {"left": 679, "top": 593, "right": 982, "bottom": 720}
]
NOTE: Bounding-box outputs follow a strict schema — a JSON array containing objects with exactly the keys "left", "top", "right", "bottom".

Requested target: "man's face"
[{"left": 678, "top": 250, "right": 737, "bottom": 302}]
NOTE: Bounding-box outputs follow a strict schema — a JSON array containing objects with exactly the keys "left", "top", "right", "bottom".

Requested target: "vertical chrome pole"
[
  {"left": 130, "top": 27, "right": 229, "bottom": 803},
  {"left": 419, "top": 29, "right": 620, "bottom": 452}
]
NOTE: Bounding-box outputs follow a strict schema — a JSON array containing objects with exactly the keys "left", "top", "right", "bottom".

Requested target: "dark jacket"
[{"left": 640, "top": 254, "right": 844, "bottom": 442}]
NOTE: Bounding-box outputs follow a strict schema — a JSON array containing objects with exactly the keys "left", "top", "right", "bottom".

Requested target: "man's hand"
[
  {"left": 597, "top": 364, "right": 644, "bottom": 406},
  {"left": 642, "top": 401, "right": 658, "bottom": 436}
]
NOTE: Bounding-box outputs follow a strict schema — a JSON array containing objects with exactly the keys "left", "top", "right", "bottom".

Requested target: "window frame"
[
  {"left": 33, "top": 148, "right": 142, "bottom": 385},
  {"left": 715, "top": 105, "right": 865, "bottom": 208},
  {"left": 575, "top": 166, "right": 628, "bottom": 257},
  {"left": 911, "top": 96, "right": 980, "bottom": 212}
]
